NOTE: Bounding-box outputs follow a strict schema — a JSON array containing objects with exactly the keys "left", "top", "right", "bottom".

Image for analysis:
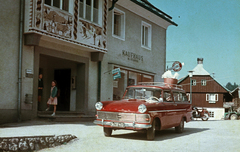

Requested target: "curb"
[{"left": 0, "top": 134, "right": 77, "bottom": 151}]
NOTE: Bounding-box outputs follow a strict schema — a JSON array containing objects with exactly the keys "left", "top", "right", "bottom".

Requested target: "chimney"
[{"left": 197, "top": 58, "right": 203, "bottom": 64}]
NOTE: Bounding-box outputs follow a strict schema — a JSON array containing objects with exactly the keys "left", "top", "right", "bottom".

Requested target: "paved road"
[{"left": 0, "top": 120, "right": 240, "bottom": 152}]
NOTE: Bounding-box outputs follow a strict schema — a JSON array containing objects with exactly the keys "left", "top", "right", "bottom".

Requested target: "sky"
[{"left": 148, "top": 0, "right": 240, "bottom": 86}]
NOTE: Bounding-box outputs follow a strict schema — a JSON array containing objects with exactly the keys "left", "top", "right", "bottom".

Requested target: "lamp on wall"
[{"left": 188, "top": 70, "right": 194, "bottom": 104}]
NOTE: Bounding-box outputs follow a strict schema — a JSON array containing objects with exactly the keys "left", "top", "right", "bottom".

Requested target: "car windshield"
[{"left": 123, "top": 87, "right": 162, "bottom": 102}]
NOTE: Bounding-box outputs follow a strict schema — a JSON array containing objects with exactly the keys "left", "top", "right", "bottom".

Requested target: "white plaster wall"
[
  {"left": 207, "top": 108, "right": 225, "bottom": 120},
  {"left": 101, "top": 3, "right": 166, "bottom": 101},
  {"left": 0, "top": 0, "right": 20, "bottom": 110},
  {"left": 87, "top": 61, "right": 99, "bottom": 113},
  {"left": 101, "top": 63, "right": 114, "bottom": 101},
  {"left": 21, "top": 45, "right": 35, "bottom": 110}
]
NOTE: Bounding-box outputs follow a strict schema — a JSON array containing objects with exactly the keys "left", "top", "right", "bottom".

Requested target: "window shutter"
[
  {"left": 186, "top": 93, "right": 190, "bottom": 101},
  {"left": 215, "top": 94, "right": 218, "bottom": 101},
  {"left": 206, "top": 94, "right": 209, "bottom": 101}
]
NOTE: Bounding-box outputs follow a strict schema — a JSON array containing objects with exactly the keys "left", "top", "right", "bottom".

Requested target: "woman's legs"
[
  {"left": 45, "top": 104, "right": 50, "bottom": 111},
  {"left": 53, "top": 105, "right": 56, "bottom": 113},
  {"left": 51, "top": 105, "right": 56, "bottom": 116}
]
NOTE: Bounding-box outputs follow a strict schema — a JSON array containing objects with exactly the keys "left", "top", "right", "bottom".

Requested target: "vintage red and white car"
[{"left": 94, "top": 81, "right": 192, "bottom": 140}]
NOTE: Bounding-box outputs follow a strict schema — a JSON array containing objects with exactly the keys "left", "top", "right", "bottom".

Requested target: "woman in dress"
[{"left": 45, "top": 80, "right": 58, "bottom": 116}]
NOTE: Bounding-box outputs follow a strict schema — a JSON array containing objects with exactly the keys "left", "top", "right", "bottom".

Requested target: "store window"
[
  {"left": 79, "top": 0, "right": 100, "bottom": 24},
  {"left": 113, "top": 68, "right": 154, "bottom": 100},
  {"left": 45, "top": 0, "right": 69, "bottom": 12},
  {"left": 113, "top": 69, "right": 128, "bottom": 100},
  {"left": 128, "top": 72, "right": 141, "bottom": 86}
]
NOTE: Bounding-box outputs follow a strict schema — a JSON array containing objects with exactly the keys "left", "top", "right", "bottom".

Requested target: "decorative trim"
[
  {"left": 27, "top": 29, "right": 107, "bottom": 52},
  {"left": 103, "top": 0, "right": 107, "bottom": 35},
  {"left": 29, "top": 0, "right": 33, "bottom": 27},
  {"left": 26, "top": 0, "right": 108, "bottom": 52},
  {"left": 149, "top": 109, "right": 187, "bottom": 113},
  {"left": 74, "top": 0, "right": 78, "bottom": 39},
  {"left": 35, "top": 0, "right": 43, "bottom": 28}
]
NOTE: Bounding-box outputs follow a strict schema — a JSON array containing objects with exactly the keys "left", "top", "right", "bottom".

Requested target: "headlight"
[
  {"left": 95, "top": 102, "right": 103, "bottom": 110},
  {"left": 138, "top": 104, "right": 147, "bottom": 113}
]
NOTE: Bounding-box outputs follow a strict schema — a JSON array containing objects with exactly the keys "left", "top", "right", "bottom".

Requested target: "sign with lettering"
[
  {"left": 122, "top": 50, "right": 143, "bottom": 62},
  {"left": 112, "top": 68, "right": 121, "bottom": 80},
  {"left": 25, "top": 69, "right": 33, "bottom": 78}
]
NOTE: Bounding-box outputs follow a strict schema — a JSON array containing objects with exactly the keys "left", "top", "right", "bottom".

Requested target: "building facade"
[
  {"left": 101, "top": 0, "right": 177, "bottom": 101},
  {"left": 0, "top": 0, "right": 177, "bottom": 124},
  {"left": 178, "top": 58, "right": 231, "bottom": 120}
]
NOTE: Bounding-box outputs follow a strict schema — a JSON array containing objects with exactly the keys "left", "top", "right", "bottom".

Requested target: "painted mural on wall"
[
  {"left": 43, "top": 5, "right": 73, "bottom": 38},
  {"left": 26, "top": 0, "right": 108, "bottom": 52},
  {"left": 78, "top": 19, "right": 106, "bottom": 49}
]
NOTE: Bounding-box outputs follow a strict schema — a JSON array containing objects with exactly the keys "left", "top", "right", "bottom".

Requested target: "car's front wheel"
[
  {"left": 103, "top": 127, "right": 112, "bottom": 137},
  {"left": 175, "top": 118, "right": 184, "bottom": 133},
  {"left": 147, "top": 119, "right": 156, "bottom": 140}
]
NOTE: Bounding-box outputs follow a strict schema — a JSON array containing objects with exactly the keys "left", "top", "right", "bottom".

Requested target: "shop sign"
[
  {"left": 122, "top": 50, "right": 143, "bottom": 62},
  {"left": 112, "top": 68, "right": 121, "bottom": 80},
  {"left": 25, "top": 69, "right": 33, "bottom": 78}
]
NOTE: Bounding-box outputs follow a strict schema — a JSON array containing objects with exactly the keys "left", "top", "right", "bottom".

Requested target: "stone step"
[
  {"left": 37, "top": 111, "right": 85, "bottom": 115},
  {"left": 37, "top": 111, "right": 96, "bottom": 122}
]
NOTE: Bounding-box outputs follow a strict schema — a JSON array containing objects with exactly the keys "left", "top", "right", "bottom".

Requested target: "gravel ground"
[{"left": 0, "top": 120, "right": 240, "bottom": 152}]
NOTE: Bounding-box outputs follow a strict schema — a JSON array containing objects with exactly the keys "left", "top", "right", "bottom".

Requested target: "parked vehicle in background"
[
  {"left": 224, "top": 106, "right": 240, "bottom": 120},
  {"left": 191, "top": 107, "right": 210, "bottom": 121},
  {"left": 94, "top": 80, "right": 192, "bottom": 140}
]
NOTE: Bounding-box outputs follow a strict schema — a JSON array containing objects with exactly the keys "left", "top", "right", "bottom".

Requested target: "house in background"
[
  {"left": 228, "top": 87, "right": 240, "bottom": 112},
  {"left": 178, "top": 58, "right": 232, "bottom": 120}
]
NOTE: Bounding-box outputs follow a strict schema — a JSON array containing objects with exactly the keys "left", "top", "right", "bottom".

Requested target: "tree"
[{"left": 226, "top": 82, "right": 238, "bottom": 91}]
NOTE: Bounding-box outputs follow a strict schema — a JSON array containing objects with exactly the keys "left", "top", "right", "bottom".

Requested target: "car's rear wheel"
[
  {"left": 230, "top": 114, "right": 238, "bottom": 120},
  {"left": 103, "top": 127, "right": 112, "bottom": 137},
  {"left": 175, "top": 118, "right": 184, "bottom": 133},
  {"left": 147, "top": 119, "right": 156, "bottom": 140},
  {"left": 201, "top": 113, "right": 209, "bottom": 121}
]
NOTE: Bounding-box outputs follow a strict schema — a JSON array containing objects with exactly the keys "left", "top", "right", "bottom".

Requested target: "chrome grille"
[
  {"left": 97, "top": 111, "right": 134, "bottom": 122},
  {"left": 97, "top": 111, "right": 150, "bottom": 123}
]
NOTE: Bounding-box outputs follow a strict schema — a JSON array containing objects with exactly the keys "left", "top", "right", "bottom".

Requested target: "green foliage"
[{"left": 226, "top": 82, "right": 238, "bottom": 91}]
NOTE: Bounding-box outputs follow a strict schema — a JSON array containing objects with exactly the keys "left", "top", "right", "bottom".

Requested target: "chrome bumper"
[{"left": 93, "top": 120, "right": 152, "bottom": 129}]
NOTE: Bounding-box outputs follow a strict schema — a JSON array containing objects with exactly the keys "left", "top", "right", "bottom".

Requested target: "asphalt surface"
[{"left": 0, "top": 119, "right": 240, "bottom": 152}]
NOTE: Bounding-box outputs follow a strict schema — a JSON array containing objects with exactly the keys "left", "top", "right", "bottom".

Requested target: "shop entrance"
[
  {"left": 38, "top": 52, "right": 88, "bottom": 112},
  {"left": 54, "top": 69, "right": 71, "bottom": 111}
]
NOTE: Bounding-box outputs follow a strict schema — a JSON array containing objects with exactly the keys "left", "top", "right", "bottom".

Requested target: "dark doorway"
[{"left": 54, "top": 69, "right": 71, "bottom": 111}]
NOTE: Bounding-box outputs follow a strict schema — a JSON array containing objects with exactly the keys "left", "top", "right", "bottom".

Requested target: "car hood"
[
  {"left": 100, "top": 99, "right": 146, "bottom": 113},
  {"left": 99, "top": 99, "right": 192, "bottom": 113}
]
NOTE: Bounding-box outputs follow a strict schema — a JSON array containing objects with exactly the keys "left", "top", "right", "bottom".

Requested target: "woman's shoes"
[
  {"left": 51, "top": 113, "right": 55, "bottom": 116},
  {"left": 45, "top": 108, "right": 49, "bottom": 111}
]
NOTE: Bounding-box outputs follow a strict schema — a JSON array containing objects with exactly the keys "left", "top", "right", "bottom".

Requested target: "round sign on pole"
[{"left": 172, "top": 61, "right": 182, "bottom": 72}]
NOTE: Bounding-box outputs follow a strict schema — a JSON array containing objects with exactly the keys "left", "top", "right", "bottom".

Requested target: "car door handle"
[{"left": 173, "top": 104, "right": 177, "bottom": 106}]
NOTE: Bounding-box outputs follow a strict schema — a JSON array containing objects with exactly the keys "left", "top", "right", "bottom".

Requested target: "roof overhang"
[{"left": 116, "top": 0, "right": 177, "bottom": 29}]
